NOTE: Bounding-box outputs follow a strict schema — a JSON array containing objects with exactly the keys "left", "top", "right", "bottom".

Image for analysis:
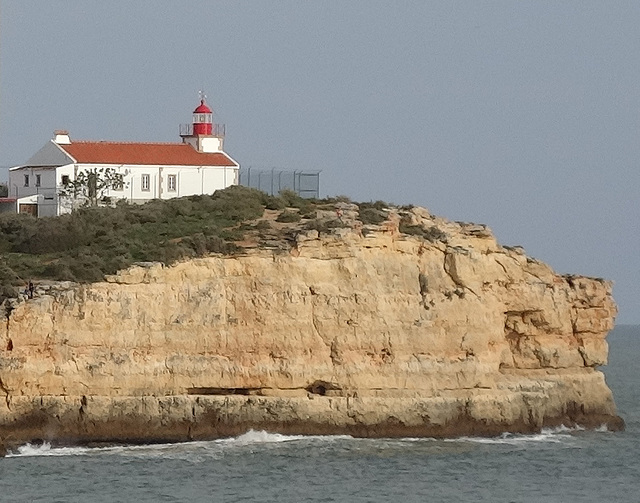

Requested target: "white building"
[{"left": 3, "top": 98, "right": 239, "bottom": 217}]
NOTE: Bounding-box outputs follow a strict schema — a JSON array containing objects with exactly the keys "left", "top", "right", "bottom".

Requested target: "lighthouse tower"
[{"left": 180, "top": 93, "right": 225, "bottom": 153}]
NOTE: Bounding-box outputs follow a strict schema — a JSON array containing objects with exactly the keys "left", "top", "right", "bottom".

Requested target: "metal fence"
[{"left": 238, "top": 167, "right": 320, "bottom": 199}]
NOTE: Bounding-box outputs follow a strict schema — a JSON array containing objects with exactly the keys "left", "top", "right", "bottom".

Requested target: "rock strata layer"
[{"left": 0, "top": 206, "right": 622, "bottom": 450}]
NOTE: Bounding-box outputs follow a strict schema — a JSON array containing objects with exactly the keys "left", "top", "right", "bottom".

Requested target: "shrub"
[
  {"left": 263, "top": 195, "right": 286, "bottom": 211},
  {"left": 276, "top": 210, "right": 302, "bottom": 223},
  {"left": 399, "top": 222, "right": 447, "bottom": 243},
  {"left": 206, "top": 236, "right": 239, "bottom": 254},
  {"left": 304, "top": 218, "right": 346, "bottom": 234},
  {"left": 209, "top": 185, "right": 265, "bottom": 222},
  {"left": 0, "top": 283, "right": 17, "bottom": 305},
  {"left": 255, "top": 220, "right": 271, "bottom": 230},
  {"left": 359, "top": 200, "right": 390, "bottom": 211},
  {"left": 298, "top": 207, "right": 316, "bottom": 219},
  {"left": 219, "top": 228, "right": 245, "bottom": 241},
  {"left": 279, "top": 189, "right": 304, "bottom": 208},
  {"left": 358, "top": 207, "right": 386, "bottom": 225},
  {"left": 183, "top": 233, "right": 208, "bottom": 256}
]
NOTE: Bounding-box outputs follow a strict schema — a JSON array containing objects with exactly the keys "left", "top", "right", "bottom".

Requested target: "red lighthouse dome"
[
  {"left": 194, "top": 100, "right": 212, "bottom": 114},
  {"left": 192, "top": 99, "right": 213, "bottom": 135}
]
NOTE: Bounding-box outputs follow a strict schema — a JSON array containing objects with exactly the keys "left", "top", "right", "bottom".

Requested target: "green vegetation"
[
  {"left": 0, "top": 186, "right": 448, "bottom": 303},
  {"left": 0, "top": 185, "right": 266, "bottom": 299},
  {"left": 303, "top": 218, "right": 349, "bottom": 233},
  {"left": 278, "top": 189, "right": 315, "bottom": 217},
  {"left": 59, "top": 167, "right": 127, "bottom": 209},
  {"left": 399, "top": 221, "right": 447, "bottom": 243},
  {"left": 276, "top": 210, "right": 302, "bottom": 223},
  {"left": 358, "top": 201, "right": 389, "bottom": 225}
]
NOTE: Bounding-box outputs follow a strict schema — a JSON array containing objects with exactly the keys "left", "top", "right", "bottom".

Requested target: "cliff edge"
[{"left": 0, "top": 203, "right": 622, "bottom": 449}]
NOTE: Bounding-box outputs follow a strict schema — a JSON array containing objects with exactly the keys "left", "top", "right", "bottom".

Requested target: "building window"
[
  {"left": 61, "top": 175, "right": 70, "bottom": 185},
  {"left": 24, "top": 174, "right": 29, "bottom": 187},
  {"left": 35, "top": 174, "right": 41, "bottom": 187},
  {"left": 167, "top": 174, "right": 177, "bottom": 192},
  {"left": 141, "top": 174, "right": 150, "bottom": 191}
]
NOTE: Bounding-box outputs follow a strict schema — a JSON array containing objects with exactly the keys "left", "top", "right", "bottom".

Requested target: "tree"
[
  {"left": 59, "top": 167, "right": 127, "bottom": 209},
  {"left": 0, "top": 183, "right": 8, "bottom": 197}
]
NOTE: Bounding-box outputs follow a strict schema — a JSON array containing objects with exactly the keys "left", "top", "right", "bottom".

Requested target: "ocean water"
[{"left": 1, "top": 326, "right": 639, "bottom": 502}]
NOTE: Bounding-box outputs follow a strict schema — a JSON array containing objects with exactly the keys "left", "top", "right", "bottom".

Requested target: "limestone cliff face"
[{"left": 0, "top": 206, "right": 621, "bottom": 448}]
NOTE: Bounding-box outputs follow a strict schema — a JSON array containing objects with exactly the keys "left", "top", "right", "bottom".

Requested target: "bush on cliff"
[
  {"left": 358, "top": 206, "right": 387, "bottom": 225},
  {"left": 0, "top": 186, "right": 265, "bottom": 294},
  {"left": 399, "top": 221, "right": 448, "bottom": 243},
  {"left": 0, "top": 186, "right": 445, "bottom": 301},
  {"left": 276, "top": 210, "right": 302, "bottom": 223}
]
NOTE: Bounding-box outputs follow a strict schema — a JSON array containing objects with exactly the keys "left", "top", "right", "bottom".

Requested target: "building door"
[{"left": 19, "top": 203, "right": 38, "bottom": 217}]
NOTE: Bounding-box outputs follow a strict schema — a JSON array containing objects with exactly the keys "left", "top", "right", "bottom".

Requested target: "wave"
[
  {"left": 6, "top": 425, "right": 606, "bottom": 458},
  {"left": 218, "top": 429, "right": 352, "bottom": 446},
  {"left": 443, "top": 426, "right": 589, "bottom": 446},
  {"left": 7, "top": 442, "right": 92, "bottom": 458},
  {"left": 6, "top": 430, "right": 354, "bottom": 458}
]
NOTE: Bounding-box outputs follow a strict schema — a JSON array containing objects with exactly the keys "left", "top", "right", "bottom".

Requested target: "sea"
[{"left": 0, "top": 326, "right": 638, "bottom": 503}]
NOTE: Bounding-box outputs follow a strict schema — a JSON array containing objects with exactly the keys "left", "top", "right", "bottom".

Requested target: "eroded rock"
[{"left": 0, "top": 206, "right": 621, "bottom": 445}]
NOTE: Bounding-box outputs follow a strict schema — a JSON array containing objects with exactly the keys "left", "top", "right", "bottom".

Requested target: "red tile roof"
[{"left": 59, "top": 141, "right": 238, "bottom": 167}]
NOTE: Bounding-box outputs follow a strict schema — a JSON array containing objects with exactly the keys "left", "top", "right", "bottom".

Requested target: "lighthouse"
[{"left": 180, "top": 93, "right": 226, "bottom": 153}]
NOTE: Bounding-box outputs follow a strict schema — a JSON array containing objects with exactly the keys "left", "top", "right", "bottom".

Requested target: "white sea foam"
[
  {"left": 443, "top": 430, "right": 575, "bottom": 446},
  {"left": 7, "top": 442, "right": 94, "bottom": 457},
  {"left": 541, "top": 424, "right": 585, "bottom": 434},
  {"left": 7, "top": 440, "right": 204, "bottom": 458},
  {"left": 6, "top": 430, "right": 354, "bottom": 458},
  {"left": 218, "top": 429, "right": 306, "bottom": 445},
  {"left": 218, "top": 429, "right": 352, "bottom": 446},
  {"left": 6, "top": 425, "right": 608, "bottom": 458},
  {"left": 451, "top": 433, "right": 565, "bottom": 445}
]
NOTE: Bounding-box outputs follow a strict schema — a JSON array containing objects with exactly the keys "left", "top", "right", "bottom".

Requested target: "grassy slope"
[{"left": 0, "top": 186, "right": 396, "bottom": 302}]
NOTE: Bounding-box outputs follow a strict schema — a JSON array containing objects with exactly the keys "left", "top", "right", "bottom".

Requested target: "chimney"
[{"left": 53, "top": 130, "right": 71, "bottom": 144}]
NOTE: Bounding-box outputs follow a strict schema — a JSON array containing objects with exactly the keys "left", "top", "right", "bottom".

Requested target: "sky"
[{"left": 0, "top": 1, "right": 639, "bottom": 323}]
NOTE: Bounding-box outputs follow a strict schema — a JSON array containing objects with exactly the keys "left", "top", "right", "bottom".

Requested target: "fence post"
[{"left": 271, "top": 167, "right": 275, "bottom": 196}]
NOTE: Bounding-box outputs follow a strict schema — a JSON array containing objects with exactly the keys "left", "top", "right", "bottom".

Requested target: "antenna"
[{"left": 199, "top": 89, "right": 207, "bottom": 103}]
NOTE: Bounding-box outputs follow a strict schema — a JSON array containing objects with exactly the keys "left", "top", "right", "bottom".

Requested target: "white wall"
[
  {"left": 8, "top": 166, "right": 57, "bottom": 200},
  {"left": 9, "top": 163, "right": 238, "bottom": 215},
  {"left": 92, "top": 164, "right": 238, "bottom": 201}
]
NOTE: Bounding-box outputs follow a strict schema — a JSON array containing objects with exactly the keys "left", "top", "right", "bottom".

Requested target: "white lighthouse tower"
[{"left": 180, "top": 92, "right": 226, "bottom": 153}]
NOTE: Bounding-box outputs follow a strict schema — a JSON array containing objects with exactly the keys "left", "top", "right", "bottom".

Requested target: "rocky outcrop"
[{"left": 0, "top": 206, "right": 621, "bottom": 450}]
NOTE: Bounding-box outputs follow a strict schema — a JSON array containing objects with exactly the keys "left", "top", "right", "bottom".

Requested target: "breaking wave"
[
  {"left": 442, "top": 426, "right": 590, "bottom": 446},
  {"left": 6, "top": 430, "right": 353, "bottom": 458},
  {"left": 218, "top": 429, "right": 352, "bottom": 446},
  {"left": 6, "top": 425, "right": 609, "bottom": 458}
]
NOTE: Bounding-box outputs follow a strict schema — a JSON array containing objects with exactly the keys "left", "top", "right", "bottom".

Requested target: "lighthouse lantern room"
[
  {"left": 192, "top": 100, "right": 213, "bottom": 135},
  {"left": 180, "top": 92, "right": 225, "bottom": 153}
]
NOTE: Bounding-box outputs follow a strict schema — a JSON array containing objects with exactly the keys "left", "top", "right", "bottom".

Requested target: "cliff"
[{"left": 0, "top": 204, "right": 622, "bottom": 449}]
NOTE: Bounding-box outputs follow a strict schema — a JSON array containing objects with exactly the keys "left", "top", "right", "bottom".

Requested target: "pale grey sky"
[{"left": 1, "top": 1, "right": 639, "bottom": 323}]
